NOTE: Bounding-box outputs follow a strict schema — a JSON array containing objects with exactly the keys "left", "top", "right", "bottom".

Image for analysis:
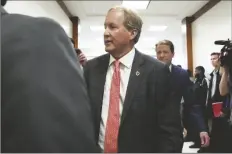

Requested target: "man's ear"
[
  {"left": 171, "top": 51, "right": 175, "bottom": 58},
  {"left": 130, "top": 29, "right": 138, "bottom": 40}
]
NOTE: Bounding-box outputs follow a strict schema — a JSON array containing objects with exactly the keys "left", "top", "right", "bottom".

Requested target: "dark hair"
[
  {"left": 75, "top": 48, "right": 82, "bottom": 55},
  {"left": 156, "top": 39, "right": 175, "bottom": 53},
  {"left": 177, "top": 65, "right": 182, "bottom": 68},
  {"left": 211, "top": 52, "right": 220, "bottom": 56},
  {"left": 1, "top": 0, "right": 7, "bottom": 6},
  {"left": 195, "top": 66, "right": 205, "bottom": 75},
  {"left": 195, "top": 66, "right": 205, "bottom": 79}
]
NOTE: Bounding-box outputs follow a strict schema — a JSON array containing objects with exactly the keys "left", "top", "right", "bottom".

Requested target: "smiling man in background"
[{"left": 155, "top": 40, "right": 210, "bottom": 151}]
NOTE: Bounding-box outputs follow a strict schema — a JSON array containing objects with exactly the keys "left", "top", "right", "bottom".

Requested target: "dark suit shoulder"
[
  {"left": 139, "top": 52, "right": 166, "bottom": 70},
  {"left": 85, "top": 53, "right": 109, "bottom": 68},
  {"left": 173, "top": 65, "right": 188, "bottom": 77},
  {"left": 3, "top": 13, "right": 62, "bottom": 29},
  {"left": 3, "top": 14, "right": 68, "bottom": 41},
  {"left": 87, "top": 53, "right": 109, "bottom": 63}
]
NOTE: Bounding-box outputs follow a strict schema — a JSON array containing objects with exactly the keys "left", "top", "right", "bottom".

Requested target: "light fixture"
[
  {"left": 122, "top": 1, "right": 150, "bottom": 10},
  {"left": 90, "top": 25, "right": 104, "bottom": 31},
  {"left": 148, "top": 26, "right": 167, "bottom": 31}
]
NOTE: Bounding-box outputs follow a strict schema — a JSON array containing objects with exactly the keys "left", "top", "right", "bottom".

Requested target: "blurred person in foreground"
[
  {"left": 155, "top": 40, "right": 210, "bottom": 151},
  {"left": 213, "top": 65, "right": 232, "bottom": 153},
  {"left": 1, "top": 0, "right": 98, "bottom": 152}
]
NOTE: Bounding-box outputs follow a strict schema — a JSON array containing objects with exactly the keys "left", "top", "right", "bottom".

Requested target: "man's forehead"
[
  {"left": 156, "top": 44, "right": 170, "bottom": 50},
  {"left": 104, "top": 12, "right": 124, "bottom": 26},
  {"left": 106, "top": 9, "right": 123, "bottom": 18},
  {"left": 211, "top": 55, "right": 219, "bottom": 58}
]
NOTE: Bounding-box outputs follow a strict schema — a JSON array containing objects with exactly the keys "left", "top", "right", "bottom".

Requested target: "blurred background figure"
[
  {"left": 70, "top": 38, "right": 87, "bottom": 67},
  {"left": 206, "top": 52, "right": 228, "bottom": 152},
  {"left": 190, "top": 66, "right": 208, "bottom": 151},
  {"left": 187, "top": 69, "right": 195, "bottom": 82},
  {"left": 155, "top": 40, "right": 210, "bottom": 151},
  {"left": 219, "top": 65, "right": 232, "bottom": 152},
  {"left": 75, "top": 48, "right": 87, "bottom": 67}
]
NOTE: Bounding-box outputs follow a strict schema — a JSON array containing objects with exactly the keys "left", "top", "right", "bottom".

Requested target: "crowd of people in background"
[{"left": 183, "top": 52, "right": 232, "bottom": 153}]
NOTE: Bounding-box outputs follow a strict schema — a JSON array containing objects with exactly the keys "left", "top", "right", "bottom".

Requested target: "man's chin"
[
  {"left": 159, "top": 60, "right": 169, "bottom": 65},
  {"left": 105, "top": 47, "right": 114, "bottom": 53}
]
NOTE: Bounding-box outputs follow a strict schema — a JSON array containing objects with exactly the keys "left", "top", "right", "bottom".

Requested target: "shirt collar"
[
  {"left": 169, "top": 64, "right": 172, "bottom": 72},
  {"left": 109, "top": 48, "right": 135, "bottom": 69}
]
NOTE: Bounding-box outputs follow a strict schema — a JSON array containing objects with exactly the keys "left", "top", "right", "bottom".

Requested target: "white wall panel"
[
  {"left": 192, "top": 1, "right": 232, "bottom": 74},
  {"left": 4, "top": 1, "right": 72, "bottom": 37}
]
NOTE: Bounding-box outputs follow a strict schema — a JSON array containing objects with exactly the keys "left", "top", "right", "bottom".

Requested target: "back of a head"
[{"left": 1, "top": 0, "right": 7, "bottom": 6}]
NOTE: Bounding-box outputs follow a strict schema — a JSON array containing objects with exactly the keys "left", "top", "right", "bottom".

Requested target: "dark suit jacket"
[
  {"left": 1, "top": 7, "right": 98, "bottom": 153},
  {"left": 208, "top": 70, "right": 224, "bottom": 102},
  {"left": 84, "top": 50, "right": 183, "bottom": 152},
  {"left": 193, "top": 77, "right": 208, "bottom": 107},
  {"left": 207, "top": 70, "right": 226, "bottom": 117},
  {"left": 170, "top": 65, "right": 207, "bottom": 132}
]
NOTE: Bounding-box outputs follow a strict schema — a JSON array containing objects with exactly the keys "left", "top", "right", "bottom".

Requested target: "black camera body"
[{"left": 215, "top": 39, "right": 232, "bottom": 67}]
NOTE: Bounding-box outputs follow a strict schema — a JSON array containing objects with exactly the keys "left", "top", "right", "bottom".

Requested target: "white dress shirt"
[
  {"left": 211, "top": 70, "right": 218, "bottom": 98},
  {"left": 98, "top": 48, "right": 135, "bottom": 150}
]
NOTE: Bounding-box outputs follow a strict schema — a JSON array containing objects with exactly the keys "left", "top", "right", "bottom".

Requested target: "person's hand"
[
  {"left": 219, "top": 111, "right": 225, "bottom": 117},
  {"left": 183, "top": 128, "right": 187, "bottom": 138},
  {"left": 78, "top": 53, "right": 87, "bottom": 66},
  {"left": 220, "top": 66, "right": 229, "bottom": 75},
  {"left": 200, "top": 132, "right": 210, "bottom": 147}
]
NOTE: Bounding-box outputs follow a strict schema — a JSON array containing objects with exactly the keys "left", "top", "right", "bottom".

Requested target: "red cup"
[{"left": 212, "top": 102, "right": 223, "bottom": 117}]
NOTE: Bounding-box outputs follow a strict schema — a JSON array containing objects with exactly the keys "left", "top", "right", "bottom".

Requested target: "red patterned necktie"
[{"left": 104, "top": 60, "right": 120, "bottom": 153}]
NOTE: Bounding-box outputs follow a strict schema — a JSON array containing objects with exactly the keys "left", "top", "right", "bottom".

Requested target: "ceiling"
[
  {"left": 4, "top": 1, "right": 209, "bottom": 62},
  {"left": 64, "top": 1, "right": 209, "bottom": 58},
  {"left": 4, "top": 1, "right": 72, "bottom": 36}
]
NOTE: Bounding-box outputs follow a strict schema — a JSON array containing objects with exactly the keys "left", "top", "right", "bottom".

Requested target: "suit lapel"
[
  {"left": 171, "top": 65, "right": 179, "bottom": 78},
  {"left": 94, "top": 54, "right": 110, "bottom": 123},
  {"left": 121, "top": 50, "right": 145, "bottom": 125}
]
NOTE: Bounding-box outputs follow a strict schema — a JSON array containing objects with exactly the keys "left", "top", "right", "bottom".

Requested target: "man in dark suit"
[
  {"left": 207, "top": 52, "right": 228, "bottom": 152},
  {"left": 1, "top": 0, "right": 98, "bottom": 152},
  {"left": 155, "top": 40, "right": 210, "bottom": 150},
  {"left": 84, "top": 6, "right": 182, "bottom": 153}
]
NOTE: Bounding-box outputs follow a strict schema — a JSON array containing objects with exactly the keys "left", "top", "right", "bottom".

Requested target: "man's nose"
[
  {"left": 160, "top": 53, "right": 165, "bottom": 58},
  {"left": 104, "top": 28, "right": 110, "bottom": 37}
]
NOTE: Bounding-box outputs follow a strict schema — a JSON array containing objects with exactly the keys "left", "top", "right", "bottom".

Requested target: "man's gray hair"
[{"left": 108, "top": 6, "right": 143, "bottom": 44}]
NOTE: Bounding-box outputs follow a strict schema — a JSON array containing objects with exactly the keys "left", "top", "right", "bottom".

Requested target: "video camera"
[{"left": 214, "top": 39, "right": 232, "bottom": 68}]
